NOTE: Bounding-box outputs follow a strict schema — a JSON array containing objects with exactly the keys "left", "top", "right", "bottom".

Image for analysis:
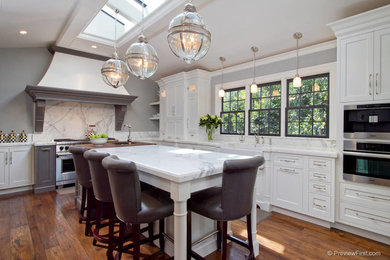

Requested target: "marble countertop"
[
  {"left": 0, "top": 142, "right": 35, "bottom": 147},
  {"left": 95, "top": 145, "right": 251, "bottom": 183}
]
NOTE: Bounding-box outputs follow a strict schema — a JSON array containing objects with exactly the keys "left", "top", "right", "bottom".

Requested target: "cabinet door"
[
  {"left": 34, "top": 145, "right": 56, "bottom": 191},
  {"left": 374, "top": 27, "right": 390, "bottom": 101},
  {"left": 340, "top": 33, "right": 374, "bottom": 102},
  {"left": 187, "top": 95, "right": 199, "bottom": 138},
  {"left": 272, "top": 166, "right": 303, "bottom": 212},
  {"left": 0, "top": 148, "right": 9, "bottom": 189},
  {"left": 9, "top": 146, "right": 33, "bottom": 187}
]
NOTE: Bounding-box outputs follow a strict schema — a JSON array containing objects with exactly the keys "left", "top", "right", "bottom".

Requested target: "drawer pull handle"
[
  {"left": 313, "top": 202, "right": 326, "bottom": 210},
  {"left": 355, "top": 212, "right": 390, "bottom": 224},
  {"left": 313, "top": 162, "right": 327, "bottom": 167},
  {"left": 41, "top": 148, "right": 52, "bottom": 151},
  {"left": 355, "top": 192, "right": 390, "bottom": 202},
  {"left": 281, "top": 159, "right": 296, "bottom": 163},
  {"left": 313, "top": 184, "right": 326, "bottom": 191},
  {"left": 279, "top": 167, "right": 296, "bottom": 174},
  {"left": 313, "top": 173, "right": 326, "bottom": 180}
]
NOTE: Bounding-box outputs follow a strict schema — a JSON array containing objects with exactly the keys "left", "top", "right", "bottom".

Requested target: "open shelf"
[{"left": 149, "top": 101, "right": 160, "bottom": 106}]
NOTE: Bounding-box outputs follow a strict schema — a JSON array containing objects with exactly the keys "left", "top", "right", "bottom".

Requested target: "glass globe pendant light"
[
  {"left": 101, "top": 10, "right": 130, "bottom": 88},
  {"left": 218, "top": 57, "right": 226, "bottom": 98},
  {"left": 293, "top": 32, "right": 303, "bottom": 87},
  {"left": 126, "top": 3, "right": 159, "bottom": 79},
  {"left": 167, "top": 0, "right": 211, "bottom": 64},
  {"left": 250, "top": 46, "right": 259, "bottom": 93}
]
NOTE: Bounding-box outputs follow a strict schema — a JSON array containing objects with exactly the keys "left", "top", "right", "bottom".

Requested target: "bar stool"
[
  {"left": 84, "top": 149, "right": 118, "bottom": 259},
  {"left": 102, "top": 155, "right": 174, "bottom": 260},
  {"left": 187, "top": 156, "right": 264, "bottom": 260},
  {"left": 69, "top": 146, "right": 95, "bottom": 236}
]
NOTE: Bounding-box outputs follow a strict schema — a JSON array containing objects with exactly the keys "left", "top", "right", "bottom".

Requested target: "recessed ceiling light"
[
  {"left": 19, "top": 30, "right": 28, "bottom": 35},
  {"left": 91, "top": 45, "right": 97, "bottom": 49}
]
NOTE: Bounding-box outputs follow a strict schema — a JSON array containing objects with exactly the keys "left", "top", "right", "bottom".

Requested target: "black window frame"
[
  {"left": 285, "top": 73, "right": 330, "bottom": 138},
  {"left": 248, "top": 81, "right": 282, "bottom": 136},
  {"left": 220, "top": 87, "right": 246, "bottom": 135}
]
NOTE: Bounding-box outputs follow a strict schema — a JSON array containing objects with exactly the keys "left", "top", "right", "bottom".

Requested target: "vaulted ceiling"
[{"left": 1, "top": 0, "right": 390, "bottom": 79}]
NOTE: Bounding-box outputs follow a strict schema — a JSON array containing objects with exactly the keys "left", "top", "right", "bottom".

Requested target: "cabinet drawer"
[
  {"left": 309, "top": 194, "right": 331, "bottom": 221},
  {"left": 309, "top": 181, "right": 331, "bottom": 196},
  {"left": 309, "top": 170, "right": 331, "bottom": 183},
  {"left": 340, "top": 202, "right": 390, "bottom": 236},
  {"left": 309, "top": 158, "right": 331, "bottom": 172},
  {"left": 340, "top": 183, "right": 390, "bottom": 211},
  {"left": 273, "top": 155, "right": 303, "bottom": 168}
]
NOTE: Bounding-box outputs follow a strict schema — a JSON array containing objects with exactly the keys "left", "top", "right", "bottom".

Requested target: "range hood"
[{"left": 25, "top": 47, "right": 137, "bottom": 132}]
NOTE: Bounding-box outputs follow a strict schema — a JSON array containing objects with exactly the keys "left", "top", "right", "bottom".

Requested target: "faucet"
[{"left": 123, "top": 124, "right": 132, "bottom": 143}]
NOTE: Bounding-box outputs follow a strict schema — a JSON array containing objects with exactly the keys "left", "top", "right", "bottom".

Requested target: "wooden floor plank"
[
  {"left": 0, "top": 191, "right": 389, "bottom": 260},
  {"left": 10, "top": 225, "right": 34, "bottom": 260}
]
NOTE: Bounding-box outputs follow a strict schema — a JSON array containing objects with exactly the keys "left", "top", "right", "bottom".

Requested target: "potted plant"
[{"left": 199, "top": 114, "right": 223, "bottom": 141}]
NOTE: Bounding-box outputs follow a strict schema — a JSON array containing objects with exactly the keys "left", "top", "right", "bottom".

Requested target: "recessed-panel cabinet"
[
  {"left": 374, "top": 27, "right": 390, "bottom": 101},
  {"left": 34, "top": 145, "right": 56, "bottom": 193},
  {"left": 0, "top": 145, "right": 33, "bottom": 191}
]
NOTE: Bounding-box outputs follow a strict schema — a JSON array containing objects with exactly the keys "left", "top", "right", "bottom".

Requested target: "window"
[
  {"left": 286, "top": 73, "right": 329, "bottom": 137},
  {"left": 249, "top": 81, "right": 281, "bottom": 136},
  {"left": 220, "top": 88, "right": 245, "bottom": 135}
]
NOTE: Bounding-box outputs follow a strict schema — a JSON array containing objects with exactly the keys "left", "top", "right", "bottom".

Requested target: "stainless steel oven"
[
  {"left": 343, "top": 103, "right": 390, "bottom": 186},
  {"left": 343, "top": 140, "right": 390, "bottom": 186}
]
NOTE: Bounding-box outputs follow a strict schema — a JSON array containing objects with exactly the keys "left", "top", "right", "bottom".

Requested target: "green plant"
[{"left": 199, "top": 114, "right": 222, "bottom": 140}]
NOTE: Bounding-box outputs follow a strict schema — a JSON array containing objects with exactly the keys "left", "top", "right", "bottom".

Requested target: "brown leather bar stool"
[
  {"left": 187, "top": 156, "right": 264, "bottom": 260},
  {"left": 69, "top": 146, "right": 95, "bottom": 236},
  {"left": 102, "top": 155, "right": 174, "bottom": 260},
  {"left": 84, "top": 149, "right": 117, "bottom": 259}
]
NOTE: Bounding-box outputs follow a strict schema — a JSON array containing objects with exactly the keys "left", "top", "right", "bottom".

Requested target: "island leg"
[
  {"left": 170, "top": 182, "right": 191, "bottom": 260},
  {"left": 252, "top": 186, "right": 259, "bottom": 256}
]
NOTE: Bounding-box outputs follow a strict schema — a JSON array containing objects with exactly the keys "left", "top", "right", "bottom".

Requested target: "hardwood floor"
[{"left": 0, "top": 191, "right": 389, "bottom": 260}]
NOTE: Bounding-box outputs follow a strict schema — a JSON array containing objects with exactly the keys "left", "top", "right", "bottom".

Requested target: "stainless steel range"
[{"left": 55, "top": 139, "right": 90, "bottom": 186}]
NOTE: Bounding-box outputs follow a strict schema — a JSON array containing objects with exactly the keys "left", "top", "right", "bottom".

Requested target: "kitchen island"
[{"left": 94, "top": 145, "right": 259, "bottom": 259}]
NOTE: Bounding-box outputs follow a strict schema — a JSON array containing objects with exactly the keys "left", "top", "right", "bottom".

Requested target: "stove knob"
[
  {"left": 59, "top": 146, "right": 64, "bottom": 151},
  {"left": 65, "top": 146, "right": 69, "bottom": 150}
]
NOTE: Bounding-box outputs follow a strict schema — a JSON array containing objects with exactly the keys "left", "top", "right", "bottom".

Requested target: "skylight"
[{"left": 82, "top": 0, "right": 167, "bottom": 42}]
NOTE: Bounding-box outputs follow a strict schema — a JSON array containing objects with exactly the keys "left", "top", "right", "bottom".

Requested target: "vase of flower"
[{"left": 199, "top": 114, "right": 222, "bottom": 141}]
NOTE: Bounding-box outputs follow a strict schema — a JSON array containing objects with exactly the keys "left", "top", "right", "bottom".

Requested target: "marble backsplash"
[{"left": 32, "top": 100, "right": 159, "bottom": 142}]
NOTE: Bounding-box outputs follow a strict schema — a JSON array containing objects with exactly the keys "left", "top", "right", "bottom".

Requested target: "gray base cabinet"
[{"left": 34, "top": 145, "right": 56, "bottom": 193}]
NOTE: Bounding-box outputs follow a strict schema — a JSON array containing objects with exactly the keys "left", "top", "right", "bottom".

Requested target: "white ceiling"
[{"left": 1, "top": 0, "right": 390, "bottom": 79}]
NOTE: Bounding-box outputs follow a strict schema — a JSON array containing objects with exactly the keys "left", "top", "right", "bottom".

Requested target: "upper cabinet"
[
  {"left": 157, "top": 70, "right": 211, "bottom": 140},
  {"left": 329, "top": 5, "right": 390, "bottom": 103}
]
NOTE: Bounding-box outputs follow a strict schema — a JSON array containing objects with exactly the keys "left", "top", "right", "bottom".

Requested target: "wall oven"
[{"left": 343, "top": 104, "right": 390, "bottom": 187}]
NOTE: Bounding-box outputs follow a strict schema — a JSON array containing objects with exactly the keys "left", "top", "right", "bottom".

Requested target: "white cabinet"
[
  {"left": 0, "top": 145, "right": 33, "bottom": 190},
  {"left": 329, "top": 5, "right": 390, "bottom": 103},
  {"left": 158, "top": 70, "right": 211, "bottom": 140},
  {"left": 271, "top": 152, "right": 335, "bottom": 222}
]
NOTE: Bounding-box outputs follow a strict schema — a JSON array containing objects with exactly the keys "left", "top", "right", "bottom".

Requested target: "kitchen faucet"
[{"left": 123, "top": 124, "right": 132, "bottom": 143}]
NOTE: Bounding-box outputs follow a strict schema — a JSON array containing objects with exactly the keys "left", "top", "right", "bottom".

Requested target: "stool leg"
[
  {"left": 106, "top": 203, "right": 115, "bottom": 260},
  {"left": 217, "top": 221, "right": 222, "bottom": 250},
  {"left": 85, "top": 188, "right": 93, "bottom": 236},
  {"left": 116, "top": 221, "right": 126, "bottom": 260},
  {"left": 93, "top": 200, "right": 102, "bottom": 245},
  {"left": 222, "top": 221, "right": 228, "bottom": 260},
  {"left": 246, "top": 214, "right": 254, "bottom": 260},
  {"left": 148, "top": 222, "right": 154, "bottom": 243},
  {"left": 79, "top": 186, "right": 86, "bottom": 223},
  {"left": 133, "top": 224, "right": 141, "bottom": 260},
  {"left": 187, "top": 211, "right": 191, "bottom": 260},
  {"left": 159, "top": 218, "right": 165, "bottom": 252}
]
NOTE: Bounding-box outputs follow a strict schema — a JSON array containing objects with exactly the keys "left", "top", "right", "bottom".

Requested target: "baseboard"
[
  {"left": 0, "top": 185, "right": 33, "bottom": 197},
  {"left": 332, "top": 221, "right": 390, "bottom": 245},
  {"left": 272, "top": 206, "right": 332, "bottom": 228},
  {"left": 34, "top": 185, "right": 55, "bottom": 194}
]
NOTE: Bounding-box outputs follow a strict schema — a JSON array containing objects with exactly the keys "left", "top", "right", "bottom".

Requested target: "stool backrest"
[
  {"left": 102, "top": 155, "right": 141, "bottom": 223},
  {"left": 84, "top": 150, "right": 111, "bottom": 203},
  {"left": 69, "top": 146, "right": 90, "bottom": 188},
  {"left": 221, "top": 156, "right": 264, "bottom": 220}
]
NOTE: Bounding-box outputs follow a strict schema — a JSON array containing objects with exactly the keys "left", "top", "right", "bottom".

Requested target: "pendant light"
[
  {"left": 101, "top": 10, "right": 130, "bottom": 88},
  {"left": 167, "top": 0, "right": 211, "bottom": 64},
  {"left": 293, "top": 32, "right": 303, "bottom": 87},
  {"left": 250, "top": 46, "right": 259, "bottom": 93},
  {"left": 126, "top": 3, "right": 159, "bottom": 79},
  {"left": 218, "top": 57, "right": 226, "bottom": 98}
]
